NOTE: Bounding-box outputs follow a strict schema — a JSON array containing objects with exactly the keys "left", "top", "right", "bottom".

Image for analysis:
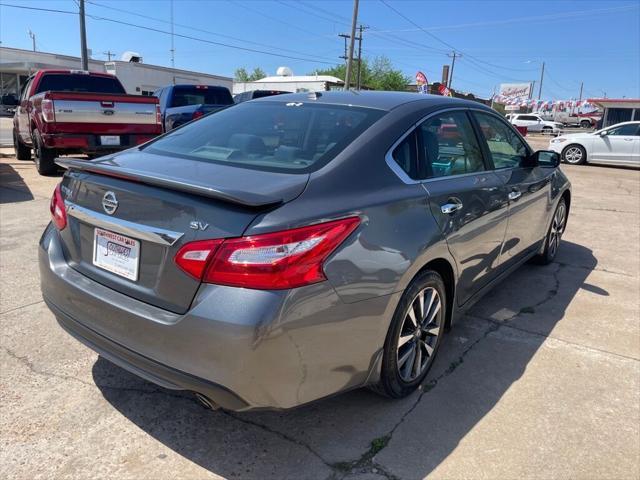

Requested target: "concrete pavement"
[{"left": 1, "top": 152, "right": 638, "bottom": 479}]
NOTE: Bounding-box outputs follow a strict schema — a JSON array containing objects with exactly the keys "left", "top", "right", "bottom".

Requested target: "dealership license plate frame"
[{"left": 93, "top": 227, "right": 140, "bottom": 281}]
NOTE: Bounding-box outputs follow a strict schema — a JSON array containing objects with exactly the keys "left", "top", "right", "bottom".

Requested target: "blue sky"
[{"left": 1, "top": 0, "right": 639, "bottom": 99}]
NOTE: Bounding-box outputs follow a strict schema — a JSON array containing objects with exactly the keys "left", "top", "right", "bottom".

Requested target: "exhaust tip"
[{"left": 194, "top": 392, "right": 220, "bottom": 411}]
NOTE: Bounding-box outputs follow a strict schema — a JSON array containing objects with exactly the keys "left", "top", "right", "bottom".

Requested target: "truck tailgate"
[{"left": 47, "top": 92, "right": 158, "bottom": 125}]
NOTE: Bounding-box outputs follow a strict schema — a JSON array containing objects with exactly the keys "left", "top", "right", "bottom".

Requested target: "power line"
[
  {"left": 86, "top": 0, "right": 337, "bottom": 63},
  {"left": 0, "top": 2, "right": 338, "bottom": 65}
]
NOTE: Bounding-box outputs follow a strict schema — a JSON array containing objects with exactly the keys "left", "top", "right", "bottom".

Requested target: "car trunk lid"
[{"left": 56, "top": 151, "right": 309, "bottom": 313}]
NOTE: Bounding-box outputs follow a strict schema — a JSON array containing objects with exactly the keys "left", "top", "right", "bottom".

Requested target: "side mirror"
[
  {"left": 599, "top": 130, "right": 608, "bottom": 136},
  {"left": 534, "top": 150, "right": 560, "bottom": 168}
]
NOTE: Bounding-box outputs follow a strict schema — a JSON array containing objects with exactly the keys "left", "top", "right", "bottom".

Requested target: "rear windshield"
[
  {"left": 170, "top": 86, "right": 233, "bottom": 107},
  {"left": 35, "top": 74, "right": 126, "bottom": 94},
  {"left": 145, "top": 101, "right": 385, "bottom": 173},
  {"left": 252, "top": 90, "right": 290, "bottom": 99}
]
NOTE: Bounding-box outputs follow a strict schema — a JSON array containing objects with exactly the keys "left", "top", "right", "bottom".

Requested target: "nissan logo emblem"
[{"left": 102, "top": 191, "right": 118, "bottom": 215}]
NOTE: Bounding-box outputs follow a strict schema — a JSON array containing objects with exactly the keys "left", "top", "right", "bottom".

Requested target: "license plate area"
[
  {"left": 93, "top": 228, "right": 139, "bottom": 281},
  {"left": 100, "top": 135, "right": 120, "bottom": 146}
]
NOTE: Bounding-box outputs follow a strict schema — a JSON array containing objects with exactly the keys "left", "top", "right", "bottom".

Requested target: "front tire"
[
  {"left": 533, "top": 198, "right": 567, "bottom": 265},
  {"left": 580, "top": 120, "right": 591, "bottom": 129},
  {"left": 562, "top": 144, "right": 586, "bottom": 165},
  {"left": 32, "top": 129, "right": 57, "bottom": 175},
  {"left": 373, "top": 270, "right": 446, "bottom": 398},
  {"left": 13, "top": 130, "right": 31, "bottom": 160}
]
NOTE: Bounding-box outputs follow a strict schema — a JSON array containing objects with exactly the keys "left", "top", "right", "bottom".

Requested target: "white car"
[
  {"left": 510, "top": 114, "right": 563, "bottom": 134},
  {"left": 549, "top": 121, "right": 640, "bottom": 167}
]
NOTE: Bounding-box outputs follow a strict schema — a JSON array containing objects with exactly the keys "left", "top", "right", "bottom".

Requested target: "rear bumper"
[
  {"left": 41, "top": 133, "right": 157, "bottom": 153},
  {"left": 39, "top": 224, "right": 392, "bottom": 410}
]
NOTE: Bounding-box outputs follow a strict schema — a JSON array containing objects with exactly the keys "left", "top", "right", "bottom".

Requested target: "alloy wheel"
[
  {"left": 564, "top": 147, "right": 583, "bottom": 164},
  {"left": 548, "top": 202, "right": 566, "bottom": 258},
  {"left": 396, "top": 287, "right": 442, "bottom": 382}
]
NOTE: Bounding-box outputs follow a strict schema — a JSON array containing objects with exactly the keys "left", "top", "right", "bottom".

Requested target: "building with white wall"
[
  {"left": 0, "top": 46, "right": 232, "bottom": 99},
  {"left": 233, "top": 67, "right": 344, "bottom": 94}
]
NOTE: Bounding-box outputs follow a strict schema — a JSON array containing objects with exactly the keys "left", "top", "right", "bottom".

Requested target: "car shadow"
[
  {"left": 92, "top": 240, "right": 598, "bottom": 479},
  {"left": 0, "top": 162, "right": 35, "bottom": 203}
]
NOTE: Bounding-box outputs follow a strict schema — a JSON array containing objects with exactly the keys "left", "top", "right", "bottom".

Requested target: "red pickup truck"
[{"left": 13, "top": 70, "right": 162, "bottom": 175}]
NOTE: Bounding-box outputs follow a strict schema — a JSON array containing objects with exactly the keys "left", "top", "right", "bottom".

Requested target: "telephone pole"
[
  {"left": 447, "top": 52, "right": 461, "bottom": 90},
  {"left": 28, "top": 29, "right": 36, "bottom": 52},
  {"left": 338, "top": 33, "right": 349, "bottom": 65},
  {"left": 537, "top": 61, "right": 545, "bottom": 100},
  {"left": 344, "top": 0, "right": 359, "bottom": 91},
  {"left": 170, "top": 0, "right": 175, "bottom": 68},
  {"left": 79, "top": 0, "right": 89, "bottom": 70},
  {"left": 103, "top": 50, "right": 115, "bottom": 61},
  {"left": 356, "top": 25, "right": 368, "bottom": 90}
]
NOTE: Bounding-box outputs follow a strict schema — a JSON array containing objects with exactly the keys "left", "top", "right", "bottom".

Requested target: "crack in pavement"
[
  {"left": 0, "top": 299, "right": 45, "bottom": 315},
  {"left": 552, "top": 260, "right": 635, "bottom": 278}
]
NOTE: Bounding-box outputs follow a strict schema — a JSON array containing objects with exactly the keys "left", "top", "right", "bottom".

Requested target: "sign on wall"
[{"left": 498, "top": 83, "right": 532, "bottom": 102}]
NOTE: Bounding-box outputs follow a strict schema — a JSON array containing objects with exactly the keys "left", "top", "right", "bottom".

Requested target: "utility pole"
[
  {"left": 447, "top": 52, "right": 461, "bottom": 90},
  {"left": 537, "top": 61, "right": 545, "bottom": 100},
  {"left": 103, "top": 51, "right": 115, "bottom": 61},
  {"left": 28, "top": 29, "right": 36, "bottom": 52},
  {"left": 356, "top": 25, "right": 367, "bottom": 90},
  {"left": 79, "top": 0, "right": 89, "bottom": 70},
  {"left": 344, "top": 0, "right": 359, "bottom": 91},
  {"left": 170, "top": 0, "right": 175, "bottom": 68},
  {"left": 338, "top": 33, "right": 349, "bottom": 66}
]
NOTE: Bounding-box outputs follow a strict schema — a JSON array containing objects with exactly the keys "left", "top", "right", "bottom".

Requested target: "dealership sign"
[{"left": 415, "top": 71, "right": 428, "bottom": 94}]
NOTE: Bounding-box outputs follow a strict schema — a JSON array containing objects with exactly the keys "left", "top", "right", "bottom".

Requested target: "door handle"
[
  {"left": 508, "top": 190, "right": 522, "bottom": 201},
  {"left": 441, "top": 201, "right": 463, "bottom": 214},
  {"left": 623, "top": 138, "right": 633, "bottom": 141}
]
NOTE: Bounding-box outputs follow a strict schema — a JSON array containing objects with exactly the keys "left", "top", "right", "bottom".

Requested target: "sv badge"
[{"left": 189, "top": 221, "right": 209, "bottom": 231}]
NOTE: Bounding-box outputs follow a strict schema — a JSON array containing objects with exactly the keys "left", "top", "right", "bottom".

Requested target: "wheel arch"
[
  {"left": 561, "top": 143, "right": 587, "bottom": 163},
  {"left": 414, "top": 258, "right": 456, "bottom": 331}
]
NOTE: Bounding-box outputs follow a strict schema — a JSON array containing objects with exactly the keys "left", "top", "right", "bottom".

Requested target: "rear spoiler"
[{"left": 55, "top": 158, "right": 282, "bottom": 208}]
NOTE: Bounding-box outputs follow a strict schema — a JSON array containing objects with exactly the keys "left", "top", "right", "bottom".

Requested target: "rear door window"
[
  {"left": 473, "top": 112, "right": 530, "bottom": 169},
  {"left": 35, "top": 74, "right": 126, "bottom": 94},
  {"left": 417, "top": 111, "right": 486, "bottom": 178}
]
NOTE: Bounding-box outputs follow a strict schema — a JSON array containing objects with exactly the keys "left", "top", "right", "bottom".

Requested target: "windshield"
[
  {"left": 170, "top": 86, "right": 233, "bottom": 107},
  {"left": 35, "top": 74, "right": 125, "bottom": 94},
  {"left": 145, "top": 102, "right": 385, "bottom": 173}
]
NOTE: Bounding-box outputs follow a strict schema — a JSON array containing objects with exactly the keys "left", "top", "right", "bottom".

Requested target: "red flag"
[{"left": 438, "top": 84, "right": 452, "bottom": 97}]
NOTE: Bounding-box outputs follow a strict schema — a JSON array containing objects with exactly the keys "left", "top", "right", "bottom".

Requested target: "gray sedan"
[{"left": 40, "top": 92, "right": 571, "bottom": 411}]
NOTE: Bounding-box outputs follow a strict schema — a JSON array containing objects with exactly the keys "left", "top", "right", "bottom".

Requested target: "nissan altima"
[{"left": 40, "top": 92, "right": 571, "bottom": 411}]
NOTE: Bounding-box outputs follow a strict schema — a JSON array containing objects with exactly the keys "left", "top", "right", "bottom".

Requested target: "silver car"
[{"left": 40, "top": 92, "right": 571, "bottom": 411}]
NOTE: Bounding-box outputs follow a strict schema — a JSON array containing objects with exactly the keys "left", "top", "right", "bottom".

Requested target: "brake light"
[
  {"left": 192, "top": 110, "right": 205, "bottom": 120},
  {"left": 174, "top": 217, "right": 360, "bottom": 289},
  {"left": 155, "top": 104, "right": 162, "bottom": 124},
  {"left": 49, "top": 184, "right": 67, "bottom": 230},
  {"left": 41, "top": 99, "right": 55, "bottom": 122}
]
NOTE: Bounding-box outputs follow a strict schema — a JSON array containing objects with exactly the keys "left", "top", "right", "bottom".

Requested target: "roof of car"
[{"left": 254, "top": 90, "right": 490, "bottom": 112}]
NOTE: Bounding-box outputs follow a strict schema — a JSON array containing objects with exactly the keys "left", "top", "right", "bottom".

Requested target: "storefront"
[{"left": 588, "top": 98, "right": 640, "bottom": 127}]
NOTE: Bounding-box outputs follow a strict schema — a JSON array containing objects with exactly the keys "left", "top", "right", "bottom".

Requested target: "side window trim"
[{"left": 386, "top": 106, "right": 492, "bottom": 184}]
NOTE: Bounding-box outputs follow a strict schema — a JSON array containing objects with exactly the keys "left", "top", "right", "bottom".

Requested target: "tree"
[
  {"left": 310, "top": 56, "right": 410, "bottom": 91},
  {"left": 234, "top": 67, "right": 267, "bottom": 82}
]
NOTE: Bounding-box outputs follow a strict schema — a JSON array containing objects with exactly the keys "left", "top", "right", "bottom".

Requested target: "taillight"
[
  {"left": 174, "top": 239, "right": 224, "bottom": 280},
  {"left": 192, "top": 110, "right": 204, "bottom": 120},
  {"left": 41, "top": 99, "right": 55, "bottom": 122},
  {"left": 49, "top": 184, "right": 67, "bottom": 230},
  {"left": 174, "top": 217, "right": 360, "bottom": 289},
  {"left": 155, "top": 104, "right": 162, "bottom": 124}
]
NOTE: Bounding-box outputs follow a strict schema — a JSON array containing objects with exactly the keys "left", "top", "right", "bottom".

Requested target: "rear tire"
[
  {"left": 32, "top": 129, "right": 57, "bottom": 175},
  {"left": 372, "top": 270, "right": 446, "bottom": 398},
  {"left": 562, "top": 144, "right": 586, "bottom": 165},
  {"left": 533, "top": 198, "right": 567, "bottom": 265},
  {"left": 13, "top": 130, "right": 31, "bottom": 160}
]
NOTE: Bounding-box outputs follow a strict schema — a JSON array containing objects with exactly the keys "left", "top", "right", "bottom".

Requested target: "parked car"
[
  {"left": 509, "top": 113, "right": 562, "bottom": 134},
  {"left": 549, "top": 121, "right": 640, "bottom": 167},
  {"left": 13, "top": 69, "right": 162, "bottom": 175},
  {"left": 154, "top": 84, "right": 233, "bottom": 132},
  {"left": 234, "top": 89, "right": 291, "bottom": 104},
  {"left": 0, "top": 93, "right": 19, "bottom": 117},
  {"left": 40, "top": 92, "right": 570, "bottom": 411}
]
